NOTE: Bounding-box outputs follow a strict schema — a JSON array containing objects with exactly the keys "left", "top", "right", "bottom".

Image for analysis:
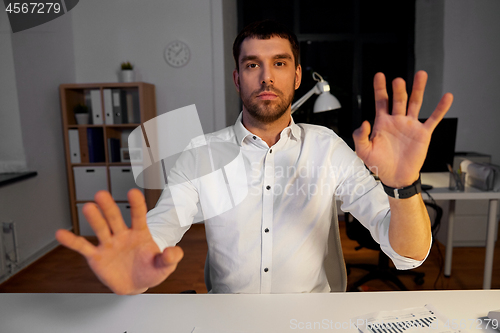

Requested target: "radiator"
[
  {"left": 0, "top": 226, "right": 4, "bottom": 278},
  {"left": 1, "top": 220, "right": 19, "bottom": 278}
]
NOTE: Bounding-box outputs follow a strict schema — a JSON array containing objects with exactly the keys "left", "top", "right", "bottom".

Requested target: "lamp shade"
[
  {"left": 290, "top": 72, "right": 342, "bottom": 114},
  {"left": 313, "top": 91, "right": 341, "bottom": 113}
]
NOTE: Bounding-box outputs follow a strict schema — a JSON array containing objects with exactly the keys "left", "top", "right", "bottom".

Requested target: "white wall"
[
  {"left": 0, "top": 0, "right": 237, "bottom": 282},
  {"left": 222, "top": 0, "right": 240, "bottom": 126},
  {"left": 0, "top": 11, "right": 75, "bottom": 281},
  {"left": 416, "top": 0, "right": 500, "bottom": 164},
  {"left": 71, "top": 0, "right": 230, "bottom": 134},
  {"left": 415, "top": 0, "right": 445, "bottom": 119},
  {"left": 442, "top": 0, "right": 500, "bottom": 164},
  {"left": 0, "top": 10, "right": 27, "bottom": 173},
  {"left": 414, "top": 0, "right": 500, "bottom": 247}
]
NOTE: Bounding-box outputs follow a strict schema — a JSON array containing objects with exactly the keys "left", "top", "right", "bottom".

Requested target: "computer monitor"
[{"left": 419, "top": 117, "right": 458, "bottom": 172}]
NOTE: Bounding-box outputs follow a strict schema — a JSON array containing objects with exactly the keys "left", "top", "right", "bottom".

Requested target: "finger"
[
  {"left": 391, "top": 78, "right": 408, "bottom": 116},
  {"left": 128, "top": 188, "right": 148, "bottom": 230},
  {"left": 94, "top": 190, "right": 128, "bottom": 234},
  {"left": 424, "top": 93, "right": 454, "bottom": 131},
  {"left": 82, "top": 202, "right": 112, "bottom": 242},
  {"left": 55, "top": 229, "right": 96, "bottom": 258},
  {"left": 352, "top": 121, "right": 372, "bottom": 155},
  {"left": 155, "top": 246, "right": 184, "bottom": 269},
  {"left": 373, "top": 72, "right": 389, "bottom": 116},
  {"left": 407, "top": 71, "right": 428, "bottom": 119}
]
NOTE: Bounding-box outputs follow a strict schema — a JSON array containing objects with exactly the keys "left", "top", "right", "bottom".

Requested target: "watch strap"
[{"left": 382, "top": 175, "right": 422, "bottom": 199}]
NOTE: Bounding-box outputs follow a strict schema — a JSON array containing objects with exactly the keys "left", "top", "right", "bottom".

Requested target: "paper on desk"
[{"left": 352, "top": 304, "right": 469, "bottom": 333}]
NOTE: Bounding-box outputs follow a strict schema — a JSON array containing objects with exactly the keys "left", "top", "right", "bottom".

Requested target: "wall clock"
[{"left": 164, "top": 40, "right": 191, "bottom": 68}]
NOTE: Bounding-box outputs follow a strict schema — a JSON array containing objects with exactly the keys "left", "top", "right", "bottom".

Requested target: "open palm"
[
  {"left": 353, "top": 71, "right": 454, "bottom": 188},
  {"left": 56, "top": 189, "right": 183, "bottom": 295}
]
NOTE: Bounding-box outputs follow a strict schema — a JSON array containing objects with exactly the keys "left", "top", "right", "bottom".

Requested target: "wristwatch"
[{"left": 382, "top": 175, "right": 422, "bottom": 199}]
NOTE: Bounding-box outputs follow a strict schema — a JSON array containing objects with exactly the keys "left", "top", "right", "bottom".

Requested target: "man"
[{"left": 56, "top": 20, "right": 453, "bottom": 295}]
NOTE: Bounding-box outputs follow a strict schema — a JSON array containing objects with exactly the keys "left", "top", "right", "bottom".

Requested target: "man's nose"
[{"left": 260, "top": 65, "right": 274, "bottom": 84}]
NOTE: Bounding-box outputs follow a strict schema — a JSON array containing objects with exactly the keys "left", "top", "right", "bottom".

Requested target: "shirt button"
[
  {"left": 266, "top": 185, "right": 271, "bottom": 190},
  {"left": 264, "top": 268, "right": 269, "bottom": 272},
  {"left": 253, "top": 136, "right": 257, "bottom": 140},
  {"left": 269, "top": 149, "right": 273, "bottom": 153},
  {"left": 265, "top": 228, "right": 269, "bottom": 233}
]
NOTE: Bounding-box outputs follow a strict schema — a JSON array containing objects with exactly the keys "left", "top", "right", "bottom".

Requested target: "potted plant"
[
  {"left": 120, "top": 61, "right": 135, "bottom": 82},
  {"left": 73, "top": 103, "right": 90, "bottom": 125}
]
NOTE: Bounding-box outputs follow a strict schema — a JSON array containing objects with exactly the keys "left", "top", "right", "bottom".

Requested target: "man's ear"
[
  {"left": 233, "top": 69, "right": 240, "bottom": 93},
  {"left": 295, "top": 64, "right": 302, "bottom": 90}
]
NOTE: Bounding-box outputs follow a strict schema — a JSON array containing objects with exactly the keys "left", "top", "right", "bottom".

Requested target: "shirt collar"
[{"left": 233, "top": 111, "right": 301, "bottom": 146}]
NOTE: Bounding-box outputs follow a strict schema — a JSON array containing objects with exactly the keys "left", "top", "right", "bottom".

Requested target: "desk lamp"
[{"left": 291, "top": 72, "right": 341, "bottom": 114}]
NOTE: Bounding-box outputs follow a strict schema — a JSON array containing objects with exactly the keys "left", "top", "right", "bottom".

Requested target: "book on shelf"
[
  {"left": 90, "top": 90, "right": 103, "bottom": 125},
  {"left": 112, "top": 89, "right": 123, "bottom": 124},
  {"left": 131, "top": 89, "right": 140, "bottom": 123},
  {"left": 125, "top": 90, "right": 141, "bottom": 123},
  {"left": 84, "top": 90, "right": 92, "bottom": 114},
  {"left": 68, "top": 129, "right": 89, "bottom": 164},
  {"left": 119, "top": 90, "right": 129, "bottom": 123},
  {"left": 87, "top": 128, "right": 105, "bottom": 163},
  {"left": 126, "top": 93, "right": 134, "bottom": 123},
  {"left": 68, "top": 129, "right": 81, "bottom": 163},
  {"left": 117, "top": 89, "right": 141, "bottom": 124},
  {"left": 103, "top": 89, "right": 114, "bottom": 125},
  {"left": 107, "top": 138, "right": 121, "bottom": 163}
]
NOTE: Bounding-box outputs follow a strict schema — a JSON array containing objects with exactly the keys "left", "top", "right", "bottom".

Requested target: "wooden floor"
[{"left": 0, "top": 221, "right": 499, "bottom": 293}]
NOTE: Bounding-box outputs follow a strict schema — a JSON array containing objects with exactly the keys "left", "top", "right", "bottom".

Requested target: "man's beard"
[{"left": 240, "top": 82, "right": 295, "bottom": 124}]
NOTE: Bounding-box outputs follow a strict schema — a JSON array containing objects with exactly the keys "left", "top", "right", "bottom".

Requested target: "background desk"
[
  {"left": 421, "top": 173, "right": 500, "bottom": 289},
  {"left": 0, "top": 291, "right": 498, "bottom": 332}
]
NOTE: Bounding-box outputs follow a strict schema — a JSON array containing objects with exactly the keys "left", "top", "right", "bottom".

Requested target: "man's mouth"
[{"left": 257, "top": 92, "right": 278, "bottom": 100}]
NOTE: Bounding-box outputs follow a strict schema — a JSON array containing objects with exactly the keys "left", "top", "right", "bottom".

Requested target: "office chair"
[
  {"left": 344, "top": 213, "right": 423, "bottom": 291},
  {"left": 345, "top": 213, "right": 424, "bottom": 291},
  {"left": 345, "top": 202, "right": 441, "bottom": 291},
  {"left": 324, "top": 199, "right": 348, "bottom": 292},
  {"left": 204, "top": 252, "right": 212, "bottom": 292},
  {"left": 179, "top": 253, "right": 210, "bottom": 294}
]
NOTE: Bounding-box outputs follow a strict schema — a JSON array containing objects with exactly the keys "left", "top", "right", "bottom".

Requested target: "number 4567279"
[{"left": 5, "top": 2, "right": 61, "bottom": 14}]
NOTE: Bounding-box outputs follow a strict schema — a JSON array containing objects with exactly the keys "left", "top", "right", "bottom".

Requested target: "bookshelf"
[{"left": 60, "top": 82, "right": 162, "bottom": 235}]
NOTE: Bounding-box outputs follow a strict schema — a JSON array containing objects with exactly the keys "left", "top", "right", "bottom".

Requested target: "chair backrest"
[
  {"left": 204, "top": 252, "right": 212, "bottom": 292},
  {"left": 424, "top": 201, "right": 443, "bottom": 233},
  {"left": 323, "top": 200, "right": 347, "bottom": 292}
]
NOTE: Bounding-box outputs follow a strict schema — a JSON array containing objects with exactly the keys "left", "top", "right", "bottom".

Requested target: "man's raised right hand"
[{"left": 55, "top": 189, "right": 183, "bottom": 295}]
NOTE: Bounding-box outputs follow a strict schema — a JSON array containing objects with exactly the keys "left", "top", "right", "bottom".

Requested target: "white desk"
[
  {"left": 421, "top": 173, "right": 500, "bottom": 289},
  {"left": 0, "top": 291, "right": 498, "bottom": 332}
]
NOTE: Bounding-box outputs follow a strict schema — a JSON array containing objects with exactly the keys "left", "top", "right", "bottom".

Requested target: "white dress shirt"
[{"left": 146, "top": 113, "right": 429, "bottom": 293}]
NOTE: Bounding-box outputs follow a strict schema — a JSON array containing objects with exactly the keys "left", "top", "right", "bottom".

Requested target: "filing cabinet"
[
  {"left": 77, "top": 202, "right": 132, "bottom": 236},
  {"left": 61, "top": 82, "right": 161, "bottom": 235},
  {"left": 109, "top": 166, "right": 143, "bottom": 201},
  {"left": 73, "top": 166, "right": 108, "bottom": 201}
]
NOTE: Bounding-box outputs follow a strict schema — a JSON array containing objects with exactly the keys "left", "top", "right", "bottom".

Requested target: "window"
[{"left": 238, "top": 0, "right": 415, "bottom": 148}]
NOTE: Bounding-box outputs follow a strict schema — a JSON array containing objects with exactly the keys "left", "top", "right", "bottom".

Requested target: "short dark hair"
[{"left": 233, "top": 20, "right": 300, "bottom": 71}]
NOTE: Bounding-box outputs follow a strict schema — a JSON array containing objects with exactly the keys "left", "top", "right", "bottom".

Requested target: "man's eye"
[
  {"left": 276, "top": 62, "right": 285, "bottom": 67},
  {"left": 247, "top": 63, "right": 258, "bottom": 68}
]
